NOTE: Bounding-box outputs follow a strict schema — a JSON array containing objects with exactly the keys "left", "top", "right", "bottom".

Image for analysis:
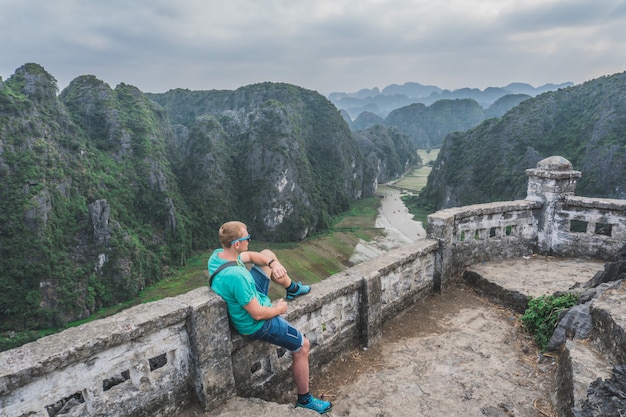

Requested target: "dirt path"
[
  {"left": 197, "top": 284, "right": 557, "bottom": 417},
  {"left": 308, "top": 284, "right": 556, "bottom": 417},
  {"left": 349, "top": 185, "right": 426, "bottom": 264}
]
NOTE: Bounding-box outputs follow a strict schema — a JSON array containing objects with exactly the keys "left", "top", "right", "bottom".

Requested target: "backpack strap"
[{"left": 209, "top": 261, "right": 238, "bottom": 287}]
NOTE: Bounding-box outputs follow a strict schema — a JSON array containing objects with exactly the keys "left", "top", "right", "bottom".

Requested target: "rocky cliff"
[{"left": 0, "top": 64, "right": 418, "bottom": 330}]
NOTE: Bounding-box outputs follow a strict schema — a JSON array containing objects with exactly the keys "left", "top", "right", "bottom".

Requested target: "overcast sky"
[{"left": 1, "top": 0, "right": 625, "bottom": 96}]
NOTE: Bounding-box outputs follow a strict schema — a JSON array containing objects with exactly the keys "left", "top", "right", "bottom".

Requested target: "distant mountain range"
[
  {"left": 329, "top": 81, "right": 573, "bottom": 119},
  {"left": 415, "top": 72, "right": 626, "bottom": 211}
]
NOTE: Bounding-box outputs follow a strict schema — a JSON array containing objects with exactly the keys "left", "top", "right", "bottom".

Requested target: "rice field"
[{"left": 390, "top": 149, "right": 439, "bottom": 192}]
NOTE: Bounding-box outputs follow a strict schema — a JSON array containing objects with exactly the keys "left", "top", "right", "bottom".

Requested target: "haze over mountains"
[{"left": 329, "top": 81, "right": 574, "bottom": 120}]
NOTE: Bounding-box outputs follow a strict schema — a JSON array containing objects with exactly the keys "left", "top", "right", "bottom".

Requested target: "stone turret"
[
  {"left": 526, "top": 156, "right": 581, "bottom": 201},
  {"left": 526, "top": 156, "right": 582, "bottom": 255}
]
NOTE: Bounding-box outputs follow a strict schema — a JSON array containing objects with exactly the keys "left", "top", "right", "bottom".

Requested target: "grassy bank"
[
  {"left": 77, "top": 197, "right": 384, "bottom": 322},
  {"left": 392, "top": 149, "right": 439, "bottom": 191}
]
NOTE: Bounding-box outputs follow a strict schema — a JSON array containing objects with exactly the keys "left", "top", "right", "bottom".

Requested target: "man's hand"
[
  {"left": 270, "top": 260, "right": 287, "bottom": 280},
  {"left": 244, "top": 297, "right": 288, "bottom": 320},
  {"left": 274, "top": 298, "right": 288, "bottom": 315}
]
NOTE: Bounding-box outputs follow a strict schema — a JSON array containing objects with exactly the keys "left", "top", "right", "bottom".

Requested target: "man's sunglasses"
[{"left": 230, "top": 234, "right": 251, "bottom": 245}]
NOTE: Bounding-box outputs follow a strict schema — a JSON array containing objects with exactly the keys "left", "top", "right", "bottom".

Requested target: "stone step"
[
  {"left": 590, "top": 280, "right": 626, "bottom": 364},
  {"left": 179, "top": 396, "right": 322, "bottom": 417},
  {"left": 557, "top": 338, "right": 613, "bottom": 414}
]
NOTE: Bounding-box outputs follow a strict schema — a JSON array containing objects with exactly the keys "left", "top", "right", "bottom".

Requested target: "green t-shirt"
[{"left": 208, "top": 249, "right": 272, "bottom": 335}]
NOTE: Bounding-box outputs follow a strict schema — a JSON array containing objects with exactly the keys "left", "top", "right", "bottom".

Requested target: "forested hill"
[
  {"left": 417, "top": 72, "right": 626, "bottom": 211},
  {"left": 0, "top": 64, "right": 418, "bottom": 330}
]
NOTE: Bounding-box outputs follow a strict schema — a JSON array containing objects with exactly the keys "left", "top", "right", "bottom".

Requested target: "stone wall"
[
  {"left": 427, "top": 199, "right": 542, "bottom": 289},
  {"left": 0, "top": 241, "right": 437, "bottom": 417},
  {"left": 553, "top": 196, "right": 626, "bottom": 260},
  {"left": 428, "top": 156, "right": 626, "bottom": 289}
]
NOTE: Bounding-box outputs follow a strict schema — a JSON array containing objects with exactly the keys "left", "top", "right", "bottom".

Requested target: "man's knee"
[
  {"left": 260, "top": 248, "right": 276, "bottom": 260},
  {"left": 301, "top": 336, "right": 310, "bottom": 353},
  {"left": 294, "top": 336, "right": 310, "bottom": 357}
]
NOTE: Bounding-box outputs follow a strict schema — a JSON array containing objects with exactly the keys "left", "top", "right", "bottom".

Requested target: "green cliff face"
[
  {"left": 417, "top": 72, "right": 626, "bottom": 211},
  {"left": 0, "top": 65, "right": 417, "bottom": 330},
  {"left": 1, "top": 65, "right": 189, "bottom": 329},
  {"left": 150, "top": 83, "right": 418, "bottom": 242}
]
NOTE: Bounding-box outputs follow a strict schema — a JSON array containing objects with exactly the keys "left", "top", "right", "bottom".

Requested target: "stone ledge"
[{"left": 0, "top": 296, "right": 193, "bottom": 395}]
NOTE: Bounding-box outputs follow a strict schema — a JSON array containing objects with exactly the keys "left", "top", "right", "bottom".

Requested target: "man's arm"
[
  {"left": 239, "top": 251, "right": 287, "bottom": 278},
  {"left": 239, "top": 250, "right": 272, "bottom": 265},
  {"left": 243, "top": 297, "right": 288, "bottom": 320}
]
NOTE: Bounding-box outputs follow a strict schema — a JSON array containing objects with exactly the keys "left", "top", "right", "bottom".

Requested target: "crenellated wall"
[
  {"left": 428, "top": 156, "right": 626, "bottom": 289},
  {"left": 1, "top": 156, "right": 625, "bottom": 417}
]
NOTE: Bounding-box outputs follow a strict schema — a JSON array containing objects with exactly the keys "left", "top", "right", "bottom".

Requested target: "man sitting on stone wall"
[{"left": 208, "top": 220, "right": 332, "bottom": 414}]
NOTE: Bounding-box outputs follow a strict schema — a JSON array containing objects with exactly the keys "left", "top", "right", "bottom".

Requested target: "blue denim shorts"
[
  {"left": 249, "top": 315, "right": 304, "bottom": 352},
  {"left": 250, "top": 265, "right": 270, "bottom": 295},
  {"left": 248, "top": 266, "right": 304, "bottom": 352}
]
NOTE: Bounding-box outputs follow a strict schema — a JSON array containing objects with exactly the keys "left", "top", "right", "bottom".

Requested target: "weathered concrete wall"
[
  {"left": 427, "top": 200, "right": 542, "bottom": 289},
  {"left": 553, "top": 196, "right": 626, "bottom": 260},
  {"left": 213, "top": 240, "right": 438, "bottom": 402},
  {"left": 0, "top": 297, "right": 199, "bottom": 417},
  {"left": 428, "top": 156, "right": 626, "bottom": 290},
  {"left": 0, "top": 240, "right": 438, "bottom": 417}
]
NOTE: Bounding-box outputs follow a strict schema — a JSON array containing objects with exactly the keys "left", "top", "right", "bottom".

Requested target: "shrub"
[{"left": 520, "top": 293, "right": 579, "bottom": 351}]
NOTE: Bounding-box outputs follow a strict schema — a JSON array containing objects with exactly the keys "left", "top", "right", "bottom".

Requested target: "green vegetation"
[
  {"left": 0, "top": 196, "right": 385, "bottom": 350},
  {"left": 393, "top": 149, "right": 439, "bottom": 228},
  {"left": 520, "top": 293, "right": 579, "bottom": 352},
  {"left": 5, "top": 66, "right": 418, "bottom": 335},
  {"left": 385, "top": 99, "right": 485, "bottom": 148},
  {"left": 394, "top": 149, "right": 439, "bottom": 191}
]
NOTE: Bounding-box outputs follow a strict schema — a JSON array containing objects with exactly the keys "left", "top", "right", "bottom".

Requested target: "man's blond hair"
[{"left": 219, "top": 221, "right": 247, "bottom": 248}]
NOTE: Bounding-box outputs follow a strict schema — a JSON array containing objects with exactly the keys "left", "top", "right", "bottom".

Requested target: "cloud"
[{"left": 1, "top": 0, "right": 624, "bottom": 94}]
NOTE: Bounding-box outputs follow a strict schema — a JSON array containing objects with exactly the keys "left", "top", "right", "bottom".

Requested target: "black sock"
[
  {"left": 298, "top": 392, "right": 312, "bottom": 404},
  {"left": 287, "top": 282, "right": 298, "bottom": 293}
]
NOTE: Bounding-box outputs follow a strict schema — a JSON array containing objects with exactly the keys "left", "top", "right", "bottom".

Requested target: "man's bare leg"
[{"left": 292, "top": 337, "right": 310, "bottom": 395}]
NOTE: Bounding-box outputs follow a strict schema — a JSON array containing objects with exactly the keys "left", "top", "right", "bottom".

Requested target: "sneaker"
[
  {"left": 295, "top": 396, "right": 332, "bottom": 414},
  {"left": 286, "top": 281, "right": 311, "bottom": 300}
]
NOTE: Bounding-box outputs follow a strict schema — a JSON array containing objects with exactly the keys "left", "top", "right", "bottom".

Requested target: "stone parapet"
[
  {"left": 428, "top": 199, "right": 542, "bottom": 288},
  {"left": 0, "top": 240, "right": 438, "bottom": 417},
  {"left": 0, "top": 297, "right": 199, "bottom": 417},
  {"left": 554, "top": 196, "right": 626, "bottom": 259}
]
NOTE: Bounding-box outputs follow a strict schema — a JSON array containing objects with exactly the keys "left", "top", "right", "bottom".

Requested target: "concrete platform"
[
  {"left": 466, "top": 256, "right": 605, "bottom": 298},
  {"left": 180, "top": 256, "right": 626, "bottom": 417},
  {"left": 464, "top": 256, "right": 605, "bottom": 313}
]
